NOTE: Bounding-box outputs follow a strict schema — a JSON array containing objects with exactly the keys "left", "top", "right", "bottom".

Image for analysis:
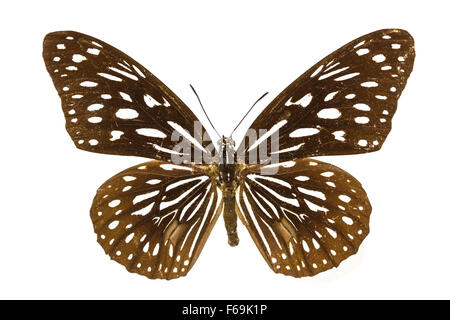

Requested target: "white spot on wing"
[
  {"left": 324, "top": 91, "right": 338, "bottom": 102},
  {"left": 289, "top": 128, "right": 319, "bottom": 138},
  {"left": 333, "top": 130, "right": 345, "bottom": 141},
  {"left": 116, "top": 108, "right": 139, "bottom": 119},
  {"left": 285, "top": 93, "right": 313, "bottom": 108},
  {"left": 136, "top": 128, "right": 167, "bottom": 138},
  {"left": 110, "top": 130, "right": 123, "bottom": 141},
  {"left": 144, "top": 94, "right": 161, "bottom": 108},
  {"left": 119, "top": 92, "right": 132, "bottom": 102},
  {"left": 317, "top": 108, "right": 341, "bottom": 119},
  {"left": 87, "top": 48, "right": 100, "bottom": 55},
  {"left": 72, "top": 54, "right": 87, "bottom": 63}
]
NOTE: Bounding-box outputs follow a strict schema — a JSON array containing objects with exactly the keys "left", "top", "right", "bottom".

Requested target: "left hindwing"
[
  {"left": 236, "top": 159, "right": 371, "bottom": 277},
  {"left": 90, "top": 161, "right": 221, "bottom": 280},
  {"left": 238, "top": 29, "right": 415, "bottom": 162}
]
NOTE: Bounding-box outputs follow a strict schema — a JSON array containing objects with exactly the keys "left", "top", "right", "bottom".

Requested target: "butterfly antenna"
[
  {"left": 229, "top": 91, "right": 269, "bottom": 137},
  {"left": 190, "top": 84, "right": 221, "bottom": 138}
]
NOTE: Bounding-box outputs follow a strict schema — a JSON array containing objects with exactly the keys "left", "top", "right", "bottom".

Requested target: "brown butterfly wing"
[
  {"left": 236, "top": 159, "right": 371, "bottom": 277},
  {"left": 43, "top": 31, "right": 213, "bottom": 162},
  {"left": 238, "top": 29, "right": 415, "bottom": 162},
  {"left": 90, "top": 161, "right": 221, "bottom": 279}
]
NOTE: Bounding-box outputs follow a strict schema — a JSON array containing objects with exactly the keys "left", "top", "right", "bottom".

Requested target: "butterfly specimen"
[{"left": 43, "top": 29, "right": 414, "bottom": 279}]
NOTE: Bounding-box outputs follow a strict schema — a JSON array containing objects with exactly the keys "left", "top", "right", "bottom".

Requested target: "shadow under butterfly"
[{"left": 43, "top": 29, "right": 415, "bottom": 279}]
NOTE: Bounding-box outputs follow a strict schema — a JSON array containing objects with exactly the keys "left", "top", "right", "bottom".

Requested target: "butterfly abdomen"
[
  {"left": 218, "top": 136, "right": 239, "bottom": 246},
  {"left": 223, "top": 188, "right": 239, "bottom": 247}
]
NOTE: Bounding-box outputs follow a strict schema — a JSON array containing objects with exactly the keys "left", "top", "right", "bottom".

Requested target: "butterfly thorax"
[
  {"left": 217, "top": 136, "right": 240, "bottom": 247},
  {"left": 218, "top": 136, "right": 236, "bottom": 185}
]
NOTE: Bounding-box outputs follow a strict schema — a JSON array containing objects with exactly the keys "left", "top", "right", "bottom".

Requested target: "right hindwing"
[{"left": 236, "top": 159, "right": 371, "bottom": 277}]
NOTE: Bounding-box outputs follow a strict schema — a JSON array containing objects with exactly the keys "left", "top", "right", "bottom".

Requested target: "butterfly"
[{"left": 43, "top": 29, "right": 414, "bottom": 279}]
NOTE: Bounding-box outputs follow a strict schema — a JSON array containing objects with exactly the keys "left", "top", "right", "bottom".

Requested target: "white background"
[{"left": 1, "top": 0, "right": 449, "bottom": 299}]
